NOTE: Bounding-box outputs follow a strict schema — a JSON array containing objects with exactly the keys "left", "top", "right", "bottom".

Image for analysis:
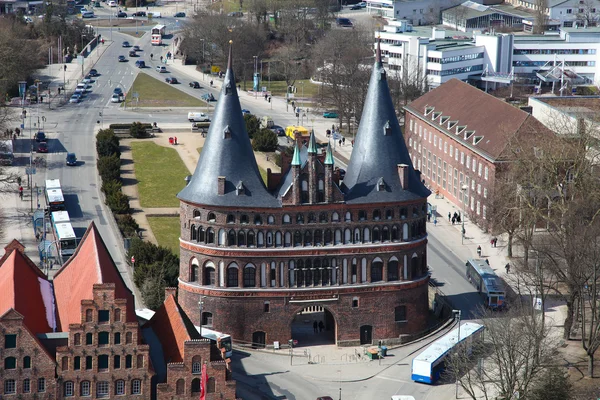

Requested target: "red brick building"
[
  {"left": 404, "top": 79, "right": 553, "bottom": 228},
  {"left": 0, "top": 224, "right": 236, "bottom": 399},
  {"left": 177, "top": 44, "right": 431, "bottom": 347},
  {"left": 0, "top": 240, "right": 57, "bottom": 399}
]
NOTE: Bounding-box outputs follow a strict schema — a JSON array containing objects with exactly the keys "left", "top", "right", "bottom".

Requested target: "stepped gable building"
[
  {"left": 144, "top": 293, "right": 236, "bottom": 400},
  {"left": 0, "top": 240, "right": 57, "bottom": 398},
  {"left": 0, "top": 224, "right": 237, "bottom": 399},
  {"left": 403, "top": 78, "right": 554, "bottom": 228},
  {"left": 177, "top": 42, "right": 431, "bottom": 347}
]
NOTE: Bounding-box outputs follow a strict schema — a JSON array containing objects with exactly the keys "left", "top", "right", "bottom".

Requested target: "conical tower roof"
[
  {"left": 342, "top": 40, "right": 430, "bottom": 203},
  {"left": 324, "top": 142, "right": 334, "bottom": 165},
  {"left": 178, "top": 44, "right": 279, "bottom": 208}
]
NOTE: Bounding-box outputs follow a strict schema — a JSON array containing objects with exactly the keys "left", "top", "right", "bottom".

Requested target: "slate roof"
[
  {"left": 53, "top": 222, "right": 136, "bottom": 331},
  {"left": 144, "top": 294, "right": 200, "bottom": 363},
  {"left": 178, "top": 45, "right": 280, "bottom": 208},
  {"left": 343, "top": 41, "right": 430, "bottom": 204},
  {"left": 0, "top": 249, "right": 53, "bottom": 334},
  {"left": 278, "top": 144, "right": 309, "bottom": 198},
  {"left": 405, "top": 79, "right": 549, "bottom": 160}
]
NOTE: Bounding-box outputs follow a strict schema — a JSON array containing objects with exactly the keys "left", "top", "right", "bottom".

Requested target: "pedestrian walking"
[
  {"left": 291, "top": 101, "right": 295, "bottom": 109},
  {"left": 427, "top": 212, "right": 431, "bottom": 222},
  {"left": 18, "top": 186, "right": 23, "bottom": 200},
  {"left": 477, "top": 245, "right": 482, "bottom": 257},
  {"left": 493, "top": 237, "right": 498, "bottom": 247},
  {"left": 448, "top": 212, "right": 451, "bottom": 222},
  {"left": 433, "top": 218, "right": 437, "bottom": 226},
  {"left": 210, "top": 80, "right": 213, "bottom": 87},
  {"left": 150, "top": 53, "right": 154, "bottom": 60},
  {"left": 17, "top": 176, "right": 21, "bottom": 186},
  {"left": 332, "top": 124, "right": 335, "bottom": 131},
  {"left": 318, "top": 321, "right": 324, "bottom": 332},
  {"left": 342, "top": 137, "right": 346, "bottom": 145},
  {"left": 174, "top": 136, "right": 178, "bottom": 145},
  {"left": 313, "top": 321, "right": 318, "bottom": 333},
  {"left": 505, "top": 263, "right": 511, "bottom": 274},
  {"left": 451, "top": 216, "right": 456, "bottom": 225}
]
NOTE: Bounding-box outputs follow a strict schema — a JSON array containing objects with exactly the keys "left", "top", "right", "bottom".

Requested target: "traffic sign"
[{"left": 131, "top": 256, "right": 135, "bottom": 264}]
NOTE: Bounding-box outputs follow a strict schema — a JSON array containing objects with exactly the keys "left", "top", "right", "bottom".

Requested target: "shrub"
[
  {"left": 101, "top": 179, "right": 122, "bottom": 196},
  {"left": 252, "top": 128, "right": 278, "bottom": 152},
  {"left": 130, "top": 121, "right": 148, "bottom": 138},
  {"left": 244, "top": 114, "right": 260, "bottom": 138},
  {"left": 96, "top": 129, "right": 120, "bottom": 157},
  {"left": 116, "top": 214, "right": 139, "bottom": 237},
  {"left": 97, "top": 154, "right": 121, "bottom": 183},
  {"left": 106, "top": 190, "right": 130, "bottom": 214}
]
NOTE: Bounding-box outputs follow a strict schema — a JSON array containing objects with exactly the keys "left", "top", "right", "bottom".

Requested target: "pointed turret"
[
  {"left": 324, "top": 142, "right": 334, "bottom": 165},
  {"left": 178, "top": 42, "right": 279, "bottom": 208},
  {"left": 307, "top": 130, "right": 318, "bottom": 154},
  {"left": 291, "top": 141, "right": 302, "bottom": 166},
  {"left": 342, "top": 38, "right": 430, "bottom": 204}
]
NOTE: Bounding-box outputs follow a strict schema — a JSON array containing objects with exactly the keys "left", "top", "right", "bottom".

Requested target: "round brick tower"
[{"left": 177, "top": 43, "right": 431, "bottom": 347}]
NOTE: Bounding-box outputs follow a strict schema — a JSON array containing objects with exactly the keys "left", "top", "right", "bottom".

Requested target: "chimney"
[
  {"left": 398, "top": 164, "right": 409, "bottom": 190},
  {"left": 164, "top": 287, "right": 177, "bottom": 299},
  {"left": 217, "top": 176, "right": 226, "bottom": 195}
]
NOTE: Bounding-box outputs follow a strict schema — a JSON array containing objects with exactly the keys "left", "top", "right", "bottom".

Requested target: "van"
[
  {"left": 285, "top": 125, "right": 309, "bottom": 140},
  {"left": 148, "top": 11, "right": 161, "bottom": 17},
  {"left": 188, "top": 112, "right": 210, "bottom": 122},
  {"left": 260, "top": 116, "right": 274, "bottom": 129}
]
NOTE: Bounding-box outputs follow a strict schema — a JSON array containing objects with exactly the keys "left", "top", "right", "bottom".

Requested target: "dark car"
[
  {"left": 133, "top": 45, "right": 141, "bottom": 51},
  {"left": 66, "top": 152, "right": 77, "bottom": 166},
  {"left": 132, "top": 11, "right": 146, "bottom": 16},
  {"left": 129, "top": 50, "right": 137, "bottom": 57},
  {"left": 37, "top": 142, "right": 48, "bottom": 153},
  {"left": 34, "top": 131, "right": 46, "bottom": 142},
  {"left": 117, "top": 11, "right": 127, "bottom": 17},
  {"left": 113, "top": 87, "right": 123, "bottom": 96},
  {"left": 135, "top": 60, "right": 146, "bottom": 68},
  {"left": 122, "top": 41, "right": 130, "bottom": 47},
  {"left": 174, "top": 11, "right": 186, "bottom": 17},
  {"left": 271, "top": 126, "right": 285, "bottom": 137},
  {"left": 336, "top": 17, "right": 353, "bottom": 27},
  {"left": 165, "top": 77, "right": 178, "bottom": 84},
  {"left": 201, "top": 93, "right": 216, "bottom": 101},
  {"left": 118, "top": 55, "right": 126, "bottom": 62},
  {"left": 189, "top": 81, "right": 200, "bottom": 88},
  {"left": 89, "top": 68, "right": 98, "bottom": 76},
  {"left": 350, "top": 4, "right": 361, "bottom": 10}
]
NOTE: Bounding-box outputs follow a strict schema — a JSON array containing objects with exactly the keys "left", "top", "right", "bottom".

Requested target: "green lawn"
[
  {"left": 239, "top": 79, "right": 319, "bottom": 99},
  {"left": 124, "top": 73, "right": 206, "bottom": 107},
  {"left": 131, "top": 142, "right": 189, "bottom": 207},
  {"left": 147, "top": 217, "right": 180, "bottom": 253}
]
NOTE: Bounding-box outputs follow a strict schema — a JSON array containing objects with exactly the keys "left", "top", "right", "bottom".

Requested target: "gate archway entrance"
[{"left": 290, "top": 305, "right": 336, "bottom": 347}]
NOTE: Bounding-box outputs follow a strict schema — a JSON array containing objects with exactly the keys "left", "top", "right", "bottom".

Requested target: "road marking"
[{"left": 374, "top": 375, "right": 412, "bottom": 384}]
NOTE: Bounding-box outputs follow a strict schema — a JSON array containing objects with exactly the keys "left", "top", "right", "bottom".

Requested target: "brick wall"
[{"left": 0, "top": 310, "right": 57, "bottom": 399}]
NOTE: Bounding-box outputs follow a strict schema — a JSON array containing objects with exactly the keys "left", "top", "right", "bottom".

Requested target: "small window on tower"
[
  {"left": 383, "top": 121, "right": 391, "bottom": 136},
  {"left": 224, "top": 125, "right": 232, "bottom": 139}
]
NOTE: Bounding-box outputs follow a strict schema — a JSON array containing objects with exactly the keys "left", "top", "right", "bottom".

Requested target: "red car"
[{"left": 37, "top": 142, "right": 48, "bottom": 153}]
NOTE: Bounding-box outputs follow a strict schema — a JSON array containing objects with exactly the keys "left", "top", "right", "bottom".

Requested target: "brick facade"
[
  {"left": 55, "top": 284, "right": 151, "bottom": 399},
  {"left": 0, "top": 310, "right": 57, "bottom": 399},
  {"left": 156, "top": 340, "right": 236, "bottom": 400},
  {"left": 404, "top": 111, "right": 496, "bottom": 228}
]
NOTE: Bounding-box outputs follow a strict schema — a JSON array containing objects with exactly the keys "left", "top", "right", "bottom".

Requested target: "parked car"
[
  {"left": 188, "top": 112, "right": 210, "bottom": 122},
  {"left": 117, "top": 11, "right": 127, "bottom": 17},
  {"left": 165, "top": 77, "right": 178, "bottom": 84},
  {"left": 89, "top": 69, "right": 98, "bottom": 77},
  {"left": 66, "top": 152, "right": 77, "bottom": 166},
  {"left": 35, "top": 131, "right": 46, "bottom": 142},
  {"left": 358, "top": 1, "right": 367, "bottom": 7},
  {"left": 129, "top": 50, "right": 137, "bottom": 57},
  {"left": 133, "top": 45, "right": 141, "bottom": 51},
  {"left": 118, "top": 55, "right": 126, "bottom": 62},
  {"left": 132, "top": 11, "right": 146, "bottom": 16},
  {"left": 69, "top": 95, "right": 81, "bottom": 103},
  {"left": 37, "top": 142, "right": 48, "bottom": 153},
  {"left": 323, "top": 111, "right": 339, "bottom": 118},
  {"left": 122, "top": 41, "right": 130, "bottom": 47},
  {"left": 350, "top": 4, "right": 361, "bottom": 10},
  {"left": 82, "top": 75, "right": 92, "bottom": 84},
  {"left": 156, "top": 65, "right": 167, "bottom": 73},
  {"left": 113, "top": 87, "right": 123, "bottom": 96},
  {"left": 201, "top": 93, "right": 215, "bottom": 102},
  {"left": 111, "top": 94, "right": 121, "bottom": 103},
  {"left": 336, "top": 17, "right": 353, "bottom": 27},
  {"left": 81, "top": 11, "right": 95, "bottom": 18},
  {"left": 270, "top": 126, "right": 285, "bottom": 137},
  {"left": 189, "top": 81, "right": 200, "bottom": 88},
  {"left": 135, "top": 60, "right": 146, "bottom": 68},
  {"left": 174, "top": 11, "right": 186, "bottom": 17},
  {"left": 108, "top": 0, "right": 117, "bottom": 6}
]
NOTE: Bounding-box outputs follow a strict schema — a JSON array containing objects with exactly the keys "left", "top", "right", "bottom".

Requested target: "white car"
[
  {"left": 110, "top": 94, "right": 121, "bottom": 103},
  {"left": 156, "top": 66, "right": 167, "bottom": 73},
  {"left": 69, "top": 95, "right": 81, "bottom": 104},
  {"left": 108, "top": 0, "right": 117, "bottom": 6}
]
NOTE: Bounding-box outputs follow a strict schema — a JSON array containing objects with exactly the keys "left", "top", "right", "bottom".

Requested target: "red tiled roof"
[
  {"left": 146, "top": 294, "right": 200, "bottom": 363},
  {"left": 0, "top": 249, "right": 53, "bottom": 334},
  {"left": 405, "top": 79, "right": 551, "bottom": 160},
  {"left": 53, "top": 222, "right": 136, "bottom": 331}
]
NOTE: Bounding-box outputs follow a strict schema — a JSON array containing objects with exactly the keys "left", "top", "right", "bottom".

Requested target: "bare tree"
[
  {"left": 576, "top": 0, "right": 600, "bottom": 26},
  {"left": 533, "top": 0, "right": 549, "bottom": 34},
  {"left": 448, "top": 306, "right": 559, "bottom": 400}
]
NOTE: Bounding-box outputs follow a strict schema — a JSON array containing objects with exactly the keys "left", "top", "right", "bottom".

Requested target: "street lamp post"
[
  {"left": 461, "top": 185, "right": 468, "bottom": 244},
  {"left": 453, "top": 309, "right": 462, "bottom": 399}
]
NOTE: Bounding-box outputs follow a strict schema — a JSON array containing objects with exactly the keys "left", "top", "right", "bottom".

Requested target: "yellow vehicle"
[{"left": 285, "top": 125, "right": 309, "bottom": 140}]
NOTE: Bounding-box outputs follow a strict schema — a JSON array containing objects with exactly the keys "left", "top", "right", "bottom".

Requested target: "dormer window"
[
  {"left": 440, "top": 116, "right": 449, "bottom": 124},
  {"left": 224, "top": 126, "right": 232, "bottom": 139},
  {"left": 448, "top": 120, "right": 458, "bottom": 129},
  {"left": 377, "top": 177, "right": 386, "bottom": 192},
  {"left": 456, "top": 125, "right": 466, "bottom": 135},
  {"left": 236, "top": 181, "right": 245, "bottom": 196},
  {"left": 432, "top": 112, "right": 441, "bottom": 121},
  {"left": 465, "top": 130, "right": 475, "bottom": 140},
  {"left": 383, "top": 121, "right": 391, "bottom": 136},
  {"left": 379, "top": 67, "right": 387, "bottom": 81},
  {"left": 424, "top": 106, "right": 434, "bottom": 116},
  {"left": 225, "top": 82, "right": 233, "bottom": 95},
  {"left": 473, "top": 136, "right": 483, "bottom": 145}
]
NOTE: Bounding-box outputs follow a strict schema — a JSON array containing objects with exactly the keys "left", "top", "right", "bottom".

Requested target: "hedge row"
[{"left": 108, "top": 122, "right": 153, "bottom": 138}]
